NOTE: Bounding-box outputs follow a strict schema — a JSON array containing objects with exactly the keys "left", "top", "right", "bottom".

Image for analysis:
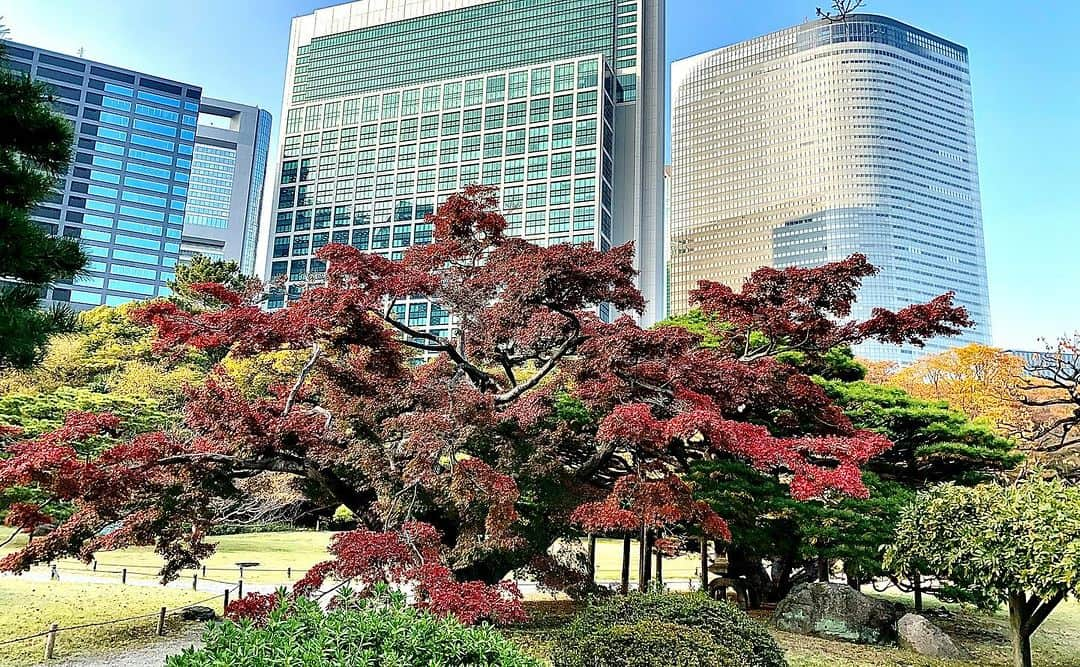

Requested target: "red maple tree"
[{"left": 0, "top": 186, "right": 971, "bottom": 607}]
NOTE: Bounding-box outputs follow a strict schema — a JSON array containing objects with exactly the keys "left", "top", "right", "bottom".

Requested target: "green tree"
[
  {"left": 885, "top": 477, "right": 1080, "bottom": 667},
  {"left": 167, "top": 255, "right": 254, "bottom": 311},
  {"left": 669, "top": 312, "right": 1021, "bottom": 604},
  {"left": 0, "top": 36, "right": 87, "bottom": 369}
]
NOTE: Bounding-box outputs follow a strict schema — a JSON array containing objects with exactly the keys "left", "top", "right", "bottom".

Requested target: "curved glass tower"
[{"left": 670, "top": 15, "right": 991, "bottom": 362}]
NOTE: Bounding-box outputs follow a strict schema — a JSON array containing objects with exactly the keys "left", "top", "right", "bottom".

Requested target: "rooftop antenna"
[{"left": 77, "top": 47, "right": 85, "bottom": 58}]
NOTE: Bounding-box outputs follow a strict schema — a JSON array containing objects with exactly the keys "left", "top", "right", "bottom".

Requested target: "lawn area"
[
  {"left": 0, "top": 530, "right": 334, "bottom": 585},
  {"left": 0, "top": 578, "right": 210, "bottom": 666}
]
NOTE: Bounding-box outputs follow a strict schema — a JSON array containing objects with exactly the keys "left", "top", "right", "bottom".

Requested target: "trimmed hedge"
[
  {"left": 166, "top": 595, "right": 541, "bottom": 667},
  {"left": 553, "top": 591, "right": 787, "bottom": 667},
  {"left": 561, "top": 619, "right": 736, "bottom": 666}
]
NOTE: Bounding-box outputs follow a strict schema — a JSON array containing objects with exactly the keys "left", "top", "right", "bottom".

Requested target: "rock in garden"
[
  {"left": 181, "top": 606, "right": 217, "bottom": 622},
  {"left": 771, "top": 582, "right": 901, "bottom": 645},
  {"left": 897, "top": 613, "right": 967, "bottom": 659}
]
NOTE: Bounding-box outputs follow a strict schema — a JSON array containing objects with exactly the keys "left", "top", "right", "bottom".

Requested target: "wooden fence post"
[
  {"left": 44, "top": 622, "right": 59, "bottom": 660},
  {"left": 287, "top": 567, "right": 291, "bottom": 579},
  {"left": 121, "top": 568, "right": 127, "bottom": 584},
  {"left": 202, "top": 565, "right": 206, "bottom": 576},
  {"left": 223, "top": 588, "right": 230, "bottom": 614},
  {"left": 620, "top": 536, "right": 631, "bottom": 595},
  {"left": 699, "top": 539, "right": 709, "bottom": 593},
  {"left": 587, "top": 534, "right": 597, "bottom": 585},
  {"left": 238, "top": 579, "right": 244, "bottom": 599},
  {"left": 192, "top": 574, "right": 198, "bottom": 590},
  {"left": 156, "top": 607, "right": 166, "bottom": 636}
]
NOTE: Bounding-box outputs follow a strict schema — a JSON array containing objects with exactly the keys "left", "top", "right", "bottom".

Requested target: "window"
[
  {"left": 577, "top": 91, "right": 597, "bottom": 116},
  {"left": 482, "top": 133, "right": 502, "bottom": 159},
  {"left": 508, "top": 71, "right": 528, "bottom": 99},
  {"left": 574, "top": 177, "right": 596, "bottom": 203},
  {"left": 485, "top": 75, "right": 505, "bottom": 103},
  {"left": 554, "top": 63, "right": 575, "bottom": 92},
  {"left": 527, "top": 184, "right": 547, "bottom": 208},
  {"left": 528, "top": 127, "right": 549, "bottom": 153},
  {"left": 576, "top": 119, "right": 597, "bottom": 146},
  {"left": 528, "top": 155, "right": 547, "bottom": 180},
  {"left": 281, "top": 160, "right": 298, "bottom": 184},
  {"left": 463, "top": 109, "right": 482, "bottom": 133},
  {"left": 553, "top": 95, "right": 574, "bottom": 119},
  {"left": 551, "top": 152, "right": 572, "bottom": 177},
  {"left": 506, "top": 102, "right": 526, "bottom": 127},
  {"left": 438, "top": 167, "right": 458, "bottom": 191},
  {"left": 531, "top": 67, "right": 551, "bottom": 95},
  {"left": 550, "top": 180, "right": 570, "bottom": 205},
  {"left": 552, "top": 123, "right": 573, "bottom": 149},
  {"left": 278, "top": 187, "right": 295, "bottom": 208},
  {"left": 462, "top": 135, "right": 481, "bottom": 161},
  {"left": 505, "top": 130, "right": 525, "bottom": 155},
  {"left": 575, "top": 149, "right": 597, "bottom": 174},
  {"left": 484, "top": 106, "right": 504, "bottom": 130},
  {"left": 464, "top": 79, "right": 483, "bottom": 106},
  {"left": 399, "top": 118, "right": 418, "bottom": 142},
  {"left": 530, "top": 99, "right": 550, "bottom": 124},
  {"left": 439, "top": 138, "right": 459, "bottom": 163},
  {"left": 505, "top": 159, "right": 525, "bottom": 183}
]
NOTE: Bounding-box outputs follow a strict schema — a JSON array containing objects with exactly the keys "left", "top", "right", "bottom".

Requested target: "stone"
[
  {"left": 771, "top": 582, "right": 902, "bottom": 645},
  {"left": 180, "top": 606, "right": 217, "bottom": 622},
  {"left": 897, "top": 613, "right": 968, "bottom": 659}
]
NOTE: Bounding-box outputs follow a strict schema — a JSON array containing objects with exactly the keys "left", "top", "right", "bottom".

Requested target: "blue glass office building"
[{"left": 2, "top": 41, "right": 201, "bottom": 307}]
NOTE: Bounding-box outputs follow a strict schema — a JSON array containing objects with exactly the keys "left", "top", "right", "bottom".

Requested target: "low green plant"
[
  {"left": 166, "top": 592, "right": 541, "bottom": 667},
  {"left": 560, "top": 619, "right": 734, "bottom": 666},
  {"left": 554, "top": 591, "right": 787, "bottom": 667}
]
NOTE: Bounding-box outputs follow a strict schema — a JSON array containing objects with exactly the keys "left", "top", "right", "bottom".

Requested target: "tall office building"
[
  {"left": 3, "top": 40, "right": 201, "bottom": 308},
  {"left": 183, "top": 98, "right": 273, "bottom": 274},
  {"left": 261, "top": 0, "right": 666, "bottom": 325},
  {"left": 670, "top": 15, "right": 992, "bottom": 362}
]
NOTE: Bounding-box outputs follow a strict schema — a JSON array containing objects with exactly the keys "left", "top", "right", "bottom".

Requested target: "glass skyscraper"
[
  {"left": 260, "top": 0, "right": 666, "bottom": 325},
  {"left": 669, "top": 15, "right": 992, "bottom": 362},
  {"left": 3, "top": 41, "right": 201, "bottom": 308},
  {"left": 183, "top": 98, "right": 273, "bottom": 274}
]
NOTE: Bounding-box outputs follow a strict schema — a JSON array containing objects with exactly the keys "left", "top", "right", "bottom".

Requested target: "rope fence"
[{"left": 0, "top": 584, "right": 240, "bottom": 660}]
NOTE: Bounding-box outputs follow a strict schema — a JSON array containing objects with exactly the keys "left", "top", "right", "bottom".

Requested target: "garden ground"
[{"left": 2, "top": 531, "right": 1078, "bottom": 666}]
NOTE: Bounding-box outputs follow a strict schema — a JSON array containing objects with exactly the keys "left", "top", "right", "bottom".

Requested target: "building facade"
[
  {"left": 182, "top": 98, "right": 273, "bottom": 274},
  {"left": 260, "top": 0, "right": 666, "bottom": 325},
  {"left": 3, "top": 40, "right": 201, "bottom": 307},
  {"left": 669, "top": 15, "right": 992, "bottom": 362}
]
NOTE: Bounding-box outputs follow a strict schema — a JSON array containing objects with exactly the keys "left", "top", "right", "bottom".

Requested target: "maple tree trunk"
[
  {"left": 620, "top": 536, "right": 631, "bottom": 595},
  {"left": 912, "top": 571, "right": 923, "bottom": 612}
]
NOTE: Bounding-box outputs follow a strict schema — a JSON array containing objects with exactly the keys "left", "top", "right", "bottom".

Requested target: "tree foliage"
[
  {"left": 0, "top": 187, "right": 971, "bottom": 601},
  {"left": 885, "top": 476, "right": 1080, "bottom": 667},
  {"left": 0, "top": 41, "right": 88, "bottom": 368},
  {"left": 889, "top": 343, "right": 1028, "bottom": 430}
]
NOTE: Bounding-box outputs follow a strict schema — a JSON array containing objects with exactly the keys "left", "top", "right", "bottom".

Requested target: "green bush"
[
  {"left": 553, "top": 592, "right": 787, "bottom": 667},
  {"left": 166, "top": 595, "right": 541, "bottom": 667},
  {"left": 560, "top": 620, "right": 735, "bottom": 667}
]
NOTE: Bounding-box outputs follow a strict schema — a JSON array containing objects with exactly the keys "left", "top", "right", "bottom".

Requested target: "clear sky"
[{"left": 3, "top": 0, "right": 1077, "bottom": 350}]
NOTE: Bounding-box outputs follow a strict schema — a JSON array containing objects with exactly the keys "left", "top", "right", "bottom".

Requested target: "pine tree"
[{"left": 0, "top": 36, "right": 88, "bottom": 369}]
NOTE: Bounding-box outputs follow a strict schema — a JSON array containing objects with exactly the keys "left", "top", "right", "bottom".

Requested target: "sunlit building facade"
[
  {"left": 670, "top": 15, "right": 992, "bottom": 362},
  {"left": 260, "top": 0, "right": 666, "bottom": 325},
  {"left": 3, "top": 40, "right": 201, "bottom": 307}
]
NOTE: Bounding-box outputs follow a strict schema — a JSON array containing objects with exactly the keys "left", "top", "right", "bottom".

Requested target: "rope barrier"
[{"left": 0, "top": 585, "right": 240, "bottom": 647}]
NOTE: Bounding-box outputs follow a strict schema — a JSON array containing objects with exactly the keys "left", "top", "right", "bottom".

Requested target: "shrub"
[
  {"left": 553, "top": 592, "right": 787, "bottom": 667},
  {"left": 167, "top": 594, "right": 541, "bottom": 667},
  {"left": 559, "top": 620, "right": 735, "bottom": 667}
]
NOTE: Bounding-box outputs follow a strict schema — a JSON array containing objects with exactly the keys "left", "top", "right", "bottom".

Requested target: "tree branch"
[{"left": 284, "top": 342, "right": 322, "bottom": 416}]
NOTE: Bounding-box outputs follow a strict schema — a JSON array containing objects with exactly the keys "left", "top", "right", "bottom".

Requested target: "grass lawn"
[
  {"left": 0, "top": 578, "right": 211, "bottom": 666},
  {"left": 1, "top": 531, "right": 334, "bottom": 585}
]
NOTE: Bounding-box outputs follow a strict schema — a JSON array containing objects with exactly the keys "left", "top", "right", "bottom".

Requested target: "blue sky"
[{"left": 4, "top": 0, "right": 1078, "bottom": 349}]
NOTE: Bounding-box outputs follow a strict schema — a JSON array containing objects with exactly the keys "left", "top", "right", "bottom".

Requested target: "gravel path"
[{"left": 42, "top": 625, "right": 204, "bottom": 667}]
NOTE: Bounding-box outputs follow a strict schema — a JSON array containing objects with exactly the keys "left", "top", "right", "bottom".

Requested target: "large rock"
[
  {"left": 771, "top": 582, "right": 901, "bottom": 645},
  {"left": 897, "top": 613, "right": 967, "bottom": 659},
  {"left": 180, "top": 606, "right": 217, "bottom": 622}
]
